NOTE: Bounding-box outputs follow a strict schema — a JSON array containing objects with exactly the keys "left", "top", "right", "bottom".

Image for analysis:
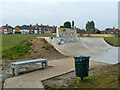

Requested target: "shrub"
[
  {"left": 42, "top": 46, "right": 50, "bottom": 50},
  {"left": 34, "top": 51, "right": 37, "bottom": 53}
]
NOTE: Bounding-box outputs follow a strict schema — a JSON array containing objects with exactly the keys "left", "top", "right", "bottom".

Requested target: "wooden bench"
[{"left": 11, "top": 59, "right": 48, "bottom": 76}]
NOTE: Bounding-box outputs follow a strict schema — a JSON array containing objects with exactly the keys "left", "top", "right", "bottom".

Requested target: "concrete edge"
[
  {"left": 40, "top": 69, "right": 75, "bottom": 89},
  {"left": 41, "top": 69, "right": 75, "bottom": 82},
  {"left": 40, "top": 81, "right": 45, "bottom": 90},
  {"left": 3, "top": 80, "right": 6, "bottom": 90}
]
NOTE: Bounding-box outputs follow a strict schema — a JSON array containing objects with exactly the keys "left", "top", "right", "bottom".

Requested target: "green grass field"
[
  {"left": 104, "top": 37, "right": 120, "bottom": 46},
  {"left": 2, "top": 34, "right": 55, "bottom": 50},
  {"left": 2, "top": 35, "right": 120, "bottom": 51}
]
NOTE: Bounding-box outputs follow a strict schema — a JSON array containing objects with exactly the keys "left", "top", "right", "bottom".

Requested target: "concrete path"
[{"left": 4, "top": 58, "right": 107, "bottom": 88}]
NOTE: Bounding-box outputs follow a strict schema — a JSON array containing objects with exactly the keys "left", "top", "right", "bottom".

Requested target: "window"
[{"left": 4, "top": 28, "right": 7, "bottom": 31}]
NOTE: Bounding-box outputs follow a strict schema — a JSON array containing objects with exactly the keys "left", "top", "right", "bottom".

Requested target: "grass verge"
[
  {"left": 2, "top": 42, "right": 33, "bottom": 60},
  {"left": 43, "top": 71, "right": 118, "bottom": 88},
  {"left": 104, "top": 37, "right": 120, "bottom": 46},
  {"left": 66, "top": 72, "right": 118, "bottom": 88},
  {"left": 2, "top": 34, "right": 55, "bottom": 60},
  {"left": 2, "top": 34, "right": 56, "bottom": 50}
]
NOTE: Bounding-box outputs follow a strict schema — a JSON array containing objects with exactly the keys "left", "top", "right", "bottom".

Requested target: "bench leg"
[
  {"left": 11, "top": 64, "right": 14, "bottom": 75},
  {"left": 45, "top": 61, "right": 48, "bottom": 68},
  {"left": 11, "top": 68, "right": 14, "bottom": 75},
  {"left": 42, "top": 62, "right": 48, "bottom": 69},
  {"left": 15, "top": 66, "right": 19, "bottom": 76},
  {"left": 42, "top": 62, "right": 44, "bottom": 69}
]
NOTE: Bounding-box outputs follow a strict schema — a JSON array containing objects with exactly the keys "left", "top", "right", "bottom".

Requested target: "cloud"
[{"left": 0, "top": 2, "right": 118, "bottom": 29}]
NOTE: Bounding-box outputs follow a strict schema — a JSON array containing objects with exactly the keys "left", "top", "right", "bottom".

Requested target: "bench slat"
[{"left": 12, "top": 59, "right": 48, "bottom": 65}]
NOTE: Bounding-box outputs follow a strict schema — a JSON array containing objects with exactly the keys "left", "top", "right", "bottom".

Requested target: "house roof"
[
  {"left": 16, "top": 25, "right": 37, "bottom": 30},
  {"left": 101, "top": 29, "right": 120, "bottom": 32},
  {"left": 16, "top": 24, "right": 57, "bottom": 30},
  {"left": 0, "top": 24, "right": 14, "bottom": 29}
]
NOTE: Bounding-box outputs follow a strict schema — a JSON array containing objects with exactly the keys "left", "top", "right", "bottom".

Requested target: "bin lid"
[{"left": 74, "top": 56, "right": 90, "bottom": 58}]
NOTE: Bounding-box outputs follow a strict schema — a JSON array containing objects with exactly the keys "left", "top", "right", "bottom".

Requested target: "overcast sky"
[{"left": 0, "top": 0, "right": 119, "bottom": 30}]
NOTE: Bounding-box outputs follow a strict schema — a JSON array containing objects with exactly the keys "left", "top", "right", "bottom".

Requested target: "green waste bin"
[{"left": 74, "top": 56, "right": 90, "bottom": 80}]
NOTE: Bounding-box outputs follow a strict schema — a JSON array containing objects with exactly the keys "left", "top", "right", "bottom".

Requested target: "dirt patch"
[{"left": 22, "top": 38, "right": 67, "bottom": 60}]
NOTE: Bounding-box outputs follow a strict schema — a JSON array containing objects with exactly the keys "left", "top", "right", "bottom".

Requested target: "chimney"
[
  {"left": 6, "top": 24, "right": 8, "bottom": 26},
  {"left": 30, "top": 24, "right": 32, "bottom": 27}
]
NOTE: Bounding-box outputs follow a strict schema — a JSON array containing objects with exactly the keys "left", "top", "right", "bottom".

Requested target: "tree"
[
  {"left": 85, "top": 21, "right": 96, "bottom": 34},
  {"left": 106, "top": 28, "right": 111, "bottom": 30},
  {"left": 63, "top": 21, "right": 71, "bottom": 28},
  {"left": 86, "top": 22, "right": 89, "bottom": 30},
  {"left": 90, "top": 21, "right": 95, "bottom": 30},
  {"left": 60, "top": 26, "right": 63, "bottom": 28},
  {"left": 72, "top": 21, "right": 74, "bottom": 28}
]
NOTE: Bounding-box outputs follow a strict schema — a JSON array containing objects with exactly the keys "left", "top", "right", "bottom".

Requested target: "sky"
[{"left": 0, "top": 0, "right": 119, "bottom": 30}]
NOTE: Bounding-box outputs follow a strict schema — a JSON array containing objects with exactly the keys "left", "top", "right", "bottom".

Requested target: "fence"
[{"left": 80, "top": 34, "right": 115, "bottom": 37}]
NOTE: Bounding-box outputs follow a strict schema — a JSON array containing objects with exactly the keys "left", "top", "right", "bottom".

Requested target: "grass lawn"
[
  {"left": 43, "top": 64, "right": 118, "bottom": 89},
  {"left": 2, "top": 34, "right": 55, "bottom": 60},
  {"left": 66, "top": 72, "right": 118, "bottom": 88},
  {"left": 104, "top": 37, "right": 120, "bottom": 46},
  {"left": 2, "top": 34, "right": 55, "bottom": 50},
  {"left": 43, "top": 72, "right": 118, "bottom": 89},
  {"left": 79, "top": 35, "right": 120, "bottom": 47}
]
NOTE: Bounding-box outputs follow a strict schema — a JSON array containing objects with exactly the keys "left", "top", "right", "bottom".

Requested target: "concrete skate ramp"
[{"left": 50, "top": 37, "right": 118, "bottom": 64}]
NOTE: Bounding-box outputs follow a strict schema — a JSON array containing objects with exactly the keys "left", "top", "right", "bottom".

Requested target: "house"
[
  {"left": 1, "top": 24, "right": 57, "bottom": 35},
  {"left": 15, "top": 26, "right": 22, "bottom": 34},
  {"left": 15, "top": 25, "right": 38, "bottom": 34},
  {"left": 101, "top": 28, "right": 120, "bottom": 37},
  {"left": 21, "top": 25, "right": 31, "bottom": 34},
  {"left": 33, "top": 24, "right": 41, "bottom": 34},
  {"left": 33, "top": 24, "right": 57, "bottom": 35},
  {"left": 43, "top": 25, "right": 57, "bottom": 35},
  {"left": 0, "top": 24, "right": 15, "bottom": 34},
  {"left": 76, "top": 28, "right": 85, "bottom": 34},
  {"left": 29, "top": 25, "right": 38, "bottom": 34}
]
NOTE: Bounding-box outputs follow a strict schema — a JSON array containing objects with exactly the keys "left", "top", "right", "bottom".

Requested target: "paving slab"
[{"left": 4, "top": 57, "right": 107, "bottom": 88}]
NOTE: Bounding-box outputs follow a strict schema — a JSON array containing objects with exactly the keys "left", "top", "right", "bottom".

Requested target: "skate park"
[
  {"left": 49, "top": 28, "right": 119, "bottom": 64},
  {"left": 3, "top": 28, "right": 119, "bottom": 88}
]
